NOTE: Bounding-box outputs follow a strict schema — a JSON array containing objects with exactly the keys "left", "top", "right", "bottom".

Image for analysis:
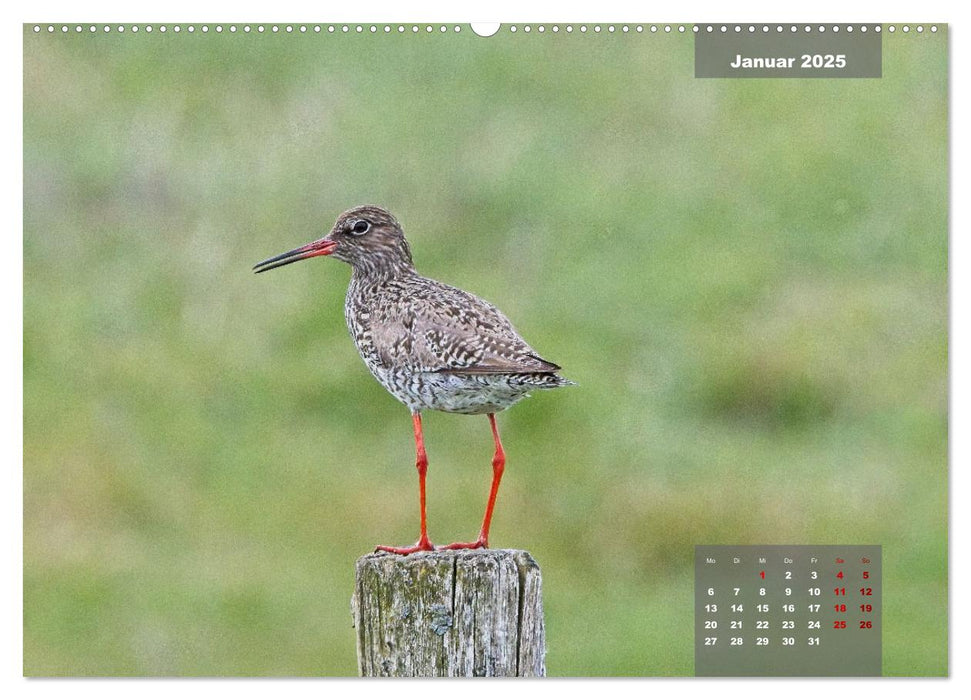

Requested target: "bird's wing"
[{"left": 370, "top": 279, "right": 561, "bottom": 374}]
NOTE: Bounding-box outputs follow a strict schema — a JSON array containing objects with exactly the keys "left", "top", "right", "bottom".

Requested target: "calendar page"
[{"left": 23, "top": 18, "right": 947, "bottom": 677}]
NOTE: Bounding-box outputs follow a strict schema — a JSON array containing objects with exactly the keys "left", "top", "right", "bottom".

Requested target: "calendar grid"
[{"left": 695, "top": 545, "right": 881, "bottom": 676}]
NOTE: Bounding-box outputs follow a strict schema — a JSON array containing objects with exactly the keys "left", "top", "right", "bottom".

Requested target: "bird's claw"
[
  {"left": 437, "top": 538, "right": 489, "bottom": 551},
  {"left": 375, "top": 535, "right": 435, "bottom": 555}
]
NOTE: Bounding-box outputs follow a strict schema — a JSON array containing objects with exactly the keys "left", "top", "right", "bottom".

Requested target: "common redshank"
[{"left": 254, "top": 205, "right": 572, "bottom": 554}]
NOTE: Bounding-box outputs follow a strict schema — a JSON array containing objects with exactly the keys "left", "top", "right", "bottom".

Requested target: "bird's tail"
[{"left": 525, "top": 373, "right": 576, "bottom": 389}]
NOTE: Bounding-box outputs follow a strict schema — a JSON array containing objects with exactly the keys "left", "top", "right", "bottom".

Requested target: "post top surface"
[{"left": 357, "top": 548, "right": 537, "bottom": 565}]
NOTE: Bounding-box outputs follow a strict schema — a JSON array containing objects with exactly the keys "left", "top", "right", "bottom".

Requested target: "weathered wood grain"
[{"left": 351, "top": 549, "right": 546, "bottom": 677}]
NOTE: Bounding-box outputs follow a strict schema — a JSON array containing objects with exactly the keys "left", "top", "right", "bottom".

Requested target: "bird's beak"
[{"left": 253, "top": 237, "right": 338, "bottom": 273}]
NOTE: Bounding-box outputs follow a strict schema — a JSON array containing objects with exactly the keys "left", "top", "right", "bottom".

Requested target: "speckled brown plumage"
[{"left": 254, "top": 205, "right": 572, "bottom": 553}]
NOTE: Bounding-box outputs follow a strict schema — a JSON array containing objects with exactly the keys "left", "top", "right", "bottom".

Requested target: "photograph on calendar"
[{"left": 22, "top": 22, "right": 947, "bottom": 677}]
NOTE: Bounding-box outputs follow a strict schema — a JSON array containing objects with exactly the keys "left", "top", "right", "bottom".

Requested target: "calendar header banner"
[{"left": 695, "top": 25, "right": 883, "bottom": 78}]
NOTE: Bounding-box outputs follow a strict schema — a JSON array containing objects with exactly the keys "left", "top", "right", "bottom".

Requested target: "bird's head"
[{"left": 253, "top": 205, "right": 415, "bottom": 276}]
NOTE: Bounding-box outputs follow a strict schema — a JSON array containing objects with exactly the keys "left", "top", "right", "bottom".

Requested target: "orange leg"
[
  {"left": 440, "top": 413, "right": 505, "bottom": 551},
  {"left": 376, "top": 413, "right": 435, "bottom": 555}
]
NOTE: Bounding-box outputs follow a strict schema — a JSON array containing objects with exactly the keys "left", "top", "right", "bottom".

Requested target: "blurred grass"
[{"left": 23, "top": 26, "right": 946, "bottom": 676}]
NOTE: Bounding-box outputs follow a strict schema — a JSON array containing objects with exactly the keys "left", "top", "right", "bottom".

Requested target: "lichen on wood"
[{"left": 351, "top": 549, "right": 546, "bottom": 677}]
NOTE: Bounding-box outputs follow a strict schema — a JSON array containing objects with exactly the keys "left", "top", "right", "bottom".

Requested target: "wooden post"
[{"left": 351, "top": 549, "right": 546, "bottom": 677}]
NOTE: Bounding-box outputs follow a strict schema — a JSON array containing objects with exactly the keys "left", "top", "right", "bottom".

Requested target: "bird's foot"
[
  {"left": 437, "top": 537, "right": 488, "bottom": 551},
  {"left": 375, "top": 534, "right": 435, "bottom": 555}
]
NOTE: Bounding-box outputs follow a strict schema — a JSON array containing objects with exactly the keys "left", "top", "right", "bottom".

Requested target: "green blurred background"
[{"left": 23, "top": 25, "right": 947, "bottom": 676}]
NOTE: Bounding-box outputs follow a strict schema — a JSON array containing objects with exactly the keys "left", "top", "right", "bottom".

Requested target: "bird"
[{"left": 253, "top": 205, "right": 572, "bottom": 554}]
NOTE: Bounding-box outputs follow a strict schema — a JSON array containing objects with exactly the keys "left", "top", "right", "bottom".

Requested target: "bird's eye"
[{"left": 350, "top": 220, "right": 371, "bottom": 235}]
